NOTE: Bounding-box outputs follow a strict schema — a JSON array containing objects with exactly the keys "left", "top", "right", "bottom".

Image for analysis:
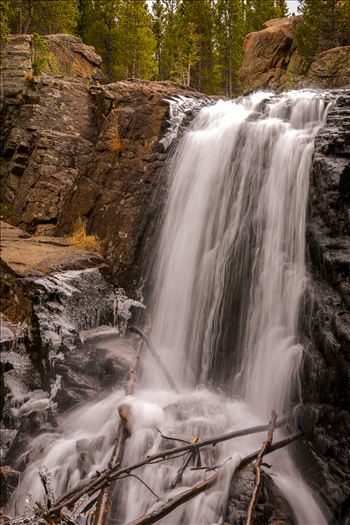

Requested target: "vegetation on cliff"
[{"left": 2, "top": 1, "right": 350, "bottom": 95}]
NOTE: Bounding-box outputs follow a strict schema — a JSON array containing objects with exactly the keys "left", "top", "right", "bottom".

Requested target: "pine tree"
[
  {"left": 297, "top": 0, "right": 350, "bottom": 65},
  {"left": 116, "top": 0, "right": 156, "bottom": 80},
  {"left": 277, "top": 0, "right": 289, "bottom": 17},
  {"left": 160, "top": 0, "right": 181, "bottom": 81},
  {"left": 78, "top": 0, "right": 121, "bottom": 81},
  {"left": 9, "top": 0, "right": 79, "bottom": 35},
  {"left": 0, "top": 0, "right": 11, "bottom": 42},
  {"left": 152, "top": 0, "right": 166, "bottom": 79},
  {"left": 215, "top": 0, "right": 245, "bottom": 96},
  {"left": 245, "top": 0, "right": 287, "bottom": 33}
]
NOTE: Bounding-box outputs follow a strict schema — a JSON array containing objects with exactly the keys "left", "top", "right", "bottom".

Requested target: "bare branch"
[
  {"left": 46, "top": 416, "right": 290, "bottom": 519},
  {"left": 246, "top": 410, "right": 278, "bottom": 525},
  {"left": 129, "top": 326, "right": 179, "bottom": 393},
  {"left": 125, "top": 432, "right": 302, "bottom": 525}
]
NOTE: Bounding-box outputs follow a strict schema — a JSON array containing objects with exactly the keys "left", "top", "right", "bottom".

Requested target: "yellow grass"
[
  {"left": 67, "top": 218, "right": 101, "bottom": 252},
  {"left": 106, "top": 127, "right": 123, "bottom": 153}
]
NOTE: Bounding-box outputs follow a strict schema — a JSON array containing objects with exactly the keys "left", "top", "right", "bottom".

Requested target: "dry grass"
[
  {"left": 106, "top": 126, "right": 123, "bottom": 153},
  {"left": 0, "top": 298, "right": 30, "bottom": 326},
  {"left": 67, "top": 218, "right": 101, "bottom": 252},
  {"left": 25, "top": 71, "right": 33, "bottom": 82}
]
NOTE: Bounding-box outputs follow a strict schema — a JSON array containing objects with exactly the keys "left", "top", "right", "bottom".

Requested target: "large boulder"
[
  {"left": 240, "top": 17, "right": 350, "bottom": 94},
  {"left": 240, "top": 17, "right": 304, "bottom": 94},
  {"left": 307, "top": 46, "right": 350, "bottom": 90}
]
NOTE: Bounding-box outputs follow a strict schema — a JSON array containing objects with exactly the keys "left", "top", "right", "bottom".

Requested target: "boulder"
[
  {"left": 307, "top": 47, "right": 350, "bottom": 90},
  {"left": 240, "top": 17, "right": 304, "bottom": 94},
  {"left": 44, "top": 34, "right": 102, "bottom": 80},
  {"left": 240, "top": 17, "right": 350, "bottom": 94}
]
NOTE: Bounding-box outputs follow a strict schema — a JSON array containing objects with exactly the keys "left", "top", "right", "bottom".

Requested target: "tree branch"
[
  {"left": 129, "top": 326, "right": 179, "bottom": 393},
  {"left": 125, "top": 432, "right": 303, "bottom": 525},
  {"left": 246, "top": 410, "right": 277, "bottom": 525},
  {"left": 46, "top": 416, "right": 289, "bottom": 519}
]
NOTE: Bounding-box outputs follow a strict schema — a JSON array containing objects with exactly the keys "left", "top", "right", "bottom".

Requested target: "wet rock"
[
  {"left": 297, "top": 89, "right": 350, "bottom": 522},
  {"left": 224, "top": 465, "right": 296, "bottom": 524},
  {"left": 1, "top": 34, "right": 207, "bottom": 294},
  {"left": 0, "top": 466, "right": 20, "bottom": 510}
]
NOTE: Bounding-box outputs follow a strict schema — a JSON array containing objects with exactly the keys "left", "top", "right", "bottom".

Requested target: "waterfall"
[
  {"left": 7, "top": 91, "right": 331, "bottom": 524},
  {"left": 138, "top": 90, "right": 330, "bottom": 523},
  {"left": 148, "top": 91, "right": 329, "bottom": 406}
]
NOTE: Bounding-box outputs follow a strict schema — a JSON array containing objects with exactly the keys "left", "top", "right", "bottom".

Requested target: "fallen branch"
[
  {"left": 46, "top": 417, "right": 289, "bottom": 519},
  {"left": 126, "top": 431, "right": 303, "bottom": 525},
  {"left": 127, "top": 471, "right": 219, "bottom": 525},
  {"left": 246, "top": 410, "right": 277, "bottom": 525},
  {"left": 129, "top": 326, "right": 179, "bottom": 393},
  {"left": 92, "top": 337, "right": 144, "bottom": 525}
]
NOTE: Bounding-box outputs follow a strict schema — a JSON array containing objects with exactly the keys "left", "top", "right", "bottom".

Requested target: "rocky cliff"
[
  {"left": 240, "top": 17, "right": 350, "bottom": 94},
  {"left": 0, "top": 34, "right": 205, "bottom": 294},
  {"left": 295, "top": 90, "right": 350, "bottom": 523}
]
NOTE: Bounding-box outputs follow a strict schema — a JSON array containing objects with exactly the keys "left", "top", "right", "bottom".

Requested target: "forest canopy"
[{"left": 1, "top": 0, "right": 350, "bottom": 95}]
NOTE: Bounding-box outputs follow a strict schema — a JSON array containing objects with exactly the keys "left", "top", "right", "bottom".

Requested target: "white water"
[{"left": 7, "top": 91, "right": 331, "bottom": 524}]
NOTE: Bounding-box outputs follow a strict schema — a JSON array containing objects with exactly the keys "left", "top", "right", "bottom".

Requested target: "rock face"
[
  {"left": 240, "top": 17, "right": 350, "bottom": 94},
  {"left": 1, "top": 34, "right": 205, "bottom": 293},
  {"left": 57, "top": 81, "right": 205, "bottom": 290},
  {"left": 295, "top": 91, "right": 350, "bottom": 523},
  {"left": 0, "top": 220, "right": 137, "bottom": 501}
]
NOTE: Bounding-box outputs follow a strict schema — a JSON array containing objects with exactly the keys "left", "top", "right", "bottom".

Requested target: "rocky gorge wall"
[
  {"left": 0, "top": 34, "right": 205, "bottom": 294},
  {"left": 296, "top": 90, "right": 350, "bottom": 523},
  {"left": 0, "top": 31, "right": 349, "bottom": 523}
]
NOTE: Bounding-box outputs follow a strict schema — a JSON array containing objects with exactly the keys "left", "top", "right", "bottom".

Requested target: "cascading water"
[
  {"left": 7, "top": 91, "right": 332, "bottom": 525},
  {"left": 122, "top": 90, "right": 331, "bottom": 524}
]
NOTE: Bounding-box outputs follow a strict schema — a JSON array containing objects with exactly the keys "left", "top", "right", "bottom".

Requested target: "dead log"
[
  {"left": 129, "top": 326, "right": 179, "bottom": 393},
  {"left": 126, "top": 431, "right": 303, "bottom": 525},
  {"left": 246, "top": 410, "right": 277, "bottom": 525},
  {"left": 46, "top": 417, "right": 290, "bottom": 519}
]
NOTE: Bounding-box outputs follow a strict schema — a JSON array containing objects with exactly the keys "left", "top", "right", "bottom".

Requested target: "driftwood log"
[
  {"left": 125, "top": 430, "right": 302, "bottom": 525},
  {"left": 45, "top": 417, "right": 291, "bottom": 520}
]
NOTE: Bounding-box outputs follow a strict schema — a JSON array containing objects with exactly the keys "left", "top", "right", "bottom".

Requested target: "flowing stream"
[{"left": 7, "top": 91, "right": 332, "bottom": 524}]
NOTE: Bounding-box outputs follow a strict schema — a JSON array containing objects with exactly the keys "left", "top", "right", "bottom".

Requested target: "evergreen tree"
[
  {"left": 152, "top": 0, "right": 166, "bottom": 79},
  {"left": 277, "top": 0, "right": 289, "bottom": 16},
  {"left": 78, "top": 0, "right": 121, "bottom": 81},
  {"left": 297, "top": 0, "right": 350, "bottom": 64},
  {"left": 215, "top": 0, "right": 245, "bottom": 96},
  {"left": 181, "top": 0, "right": 220, "bottom": 94},
  {"left": 9, "top": 0, "right": 79, "bottom": 35},
  {"left": 0, "top": 0, "right": 11, "bottom": 42},
  {"left": 160, "top": 0, "right": 181, "bottom": 81},
  {"left": 245, "top": 0, "right": 288, "bottom": 33},
  {"left": 116, "top": 0, "right": 156, "bottom": 80}
]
